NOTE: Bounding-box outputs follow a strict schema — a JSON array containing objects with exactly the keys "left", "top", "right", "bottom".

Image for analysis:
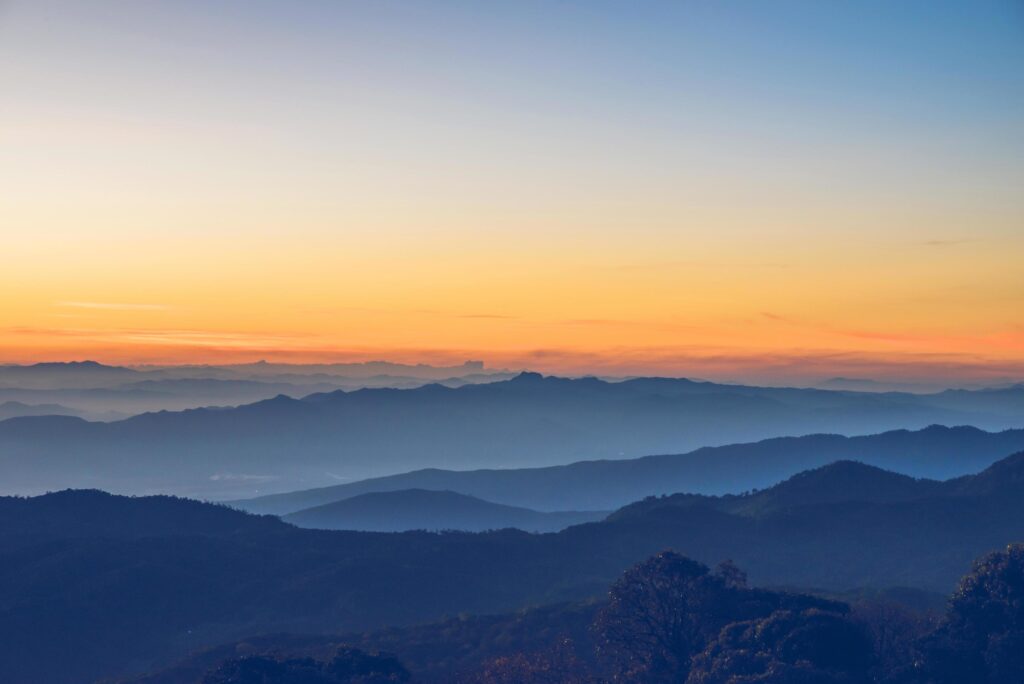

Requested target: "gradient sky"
[{"left": 1, "top": 1, "right": 1022, "bottom": 382}]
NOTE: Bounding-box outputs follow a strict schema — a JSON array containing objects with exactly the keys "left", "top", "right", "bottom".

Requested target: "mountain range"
[
  {"left": 4, "top": 450, "right": 1024, "bottom": 683},
  {"left": 0, "top": 360, "right": 512, "bottom": 421},
  {"left": 233, "top": 424, "right": 1024, "bottom": 513},
  {"left": 3, "top": 372, "right": 1024, "bottom": 498},
  {"left": 282, "top": 489, "right": 607, "bottom": 533},
  {"left": 0, "top": 400, "right": 84, "bottom": 421}
]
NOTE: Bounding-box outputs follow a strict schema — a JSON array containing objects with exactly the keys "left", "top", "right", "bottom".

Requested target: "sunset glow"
[{"left": 2, "top": 1, "right": 1022, "bottom": 383}]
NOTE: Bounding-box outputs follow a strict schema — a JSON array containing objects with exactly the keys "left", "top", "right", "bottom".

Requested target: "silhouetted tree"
[
  {"left": 714, "top": 559, "right": 748, "bottom": 589},
  {"left": 593, "top": 551, "right": 857, "bottom": 683},
  {"left": 460, "top": 638, "right": 598, "bottom": 684},
  {"left": 593, "top": 551, "right": 762, "bottom": 682},
  {"left": 687, "top": 608, "right": 873, "bottom": 683},
  {"left": 914, "top": 544, "right": 1024, "bottom": 684},
  {"left": 851, "top": 600, "right": 936, "bottom": 683},
  {"left": 201, "top": 646, "right": 409, "bottom": 684},
  {"left": 324, "top": 647, "right": 410, "bottom": 683},
  {"left": 201, "top": 655, "right": 325, "bottom": 684}
]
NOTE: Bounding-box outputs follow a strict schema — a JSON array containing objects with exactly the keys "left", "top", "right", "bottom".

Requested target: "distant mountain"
[
  {"left": 0, "top": 360, "right": 139, "bottom": 389},
  {"left": 0, "top": 376, "right": 512, "bottom": 420},
  {"left": 606, "top": 460, "right": 943, "bottom": 520},
  {"left": 0, "top": 400, "right": 83, "bottom": 421},
  {"left": 283, "top": 489, "right": 607, "bottom": 532},
  {"left": 722, "top": 460, "right": 943, "bottom": 515},
  {"left": 3, "top": 372, "right": 1024, "bottom": 498},
  {"left": 4, "top": 452, "right": 1024, "bottom": 684},
  {"left": 0, "top": 360, "right": 499, "bottom": 387},
  {"left": 133, "top": 359, "right": 495, "bottom": 381},
  {"left": 0, "top": 361, "right": 512, "bottom": 420},
  {"left": 817, "top": 376, "right": 920, "bottom": 392},
  {"left": 233, "top": 425, "right": 1024, "bottom": 514},
  {"left": 0, "top": 489, "right": 287, "bottom": 542},
  {"left": 945, "top": 450, "right": 1024, "bottom": 496}
]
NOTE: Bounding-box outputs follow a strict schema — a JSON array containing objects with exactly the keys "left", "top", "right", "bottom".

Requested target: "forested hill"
[
  {"left": 283, "top": 489, "right": 607, "bottom": 532},
  {"left": 3, "top": 451, "right": 1024, "bottom": 683},
  {"left": 234, "top": 425, "right": 1024, "bottom": 514}
]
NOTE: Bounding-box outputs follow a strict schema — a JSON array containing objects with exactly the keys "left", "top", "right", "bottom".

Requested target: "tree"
[
  {"left": 594, "top": 551, "right": 771, "bottom": 682},
  {"left": 201, "top": 655, "right": 325, "bottom": 684},
  {"left": 687, "top": 608, "right": 873, "bottom": 684},
  {"left": 850, "top": 600, "right": 936, "bottom": 683},
  {"left": 324, "top": 647, "right": 410, "bottom": 683},
  {"left": 915, "top": 544, "right": 1024, "bottom": 684},
  {"left": 201, "top": 647, "right": 410, "bottom": 684},
  {"left": 460, "top": 638, "right": 598, "bottom": 684},
  {"left": 593, "top": 551, "right": 853, "bottom": 683}
]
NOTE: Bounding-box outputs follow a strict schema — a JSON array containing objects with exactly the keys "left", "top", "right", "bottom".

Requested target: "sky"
[{"left": 1, "top": 0, "right": 1022, "bottom": 383}]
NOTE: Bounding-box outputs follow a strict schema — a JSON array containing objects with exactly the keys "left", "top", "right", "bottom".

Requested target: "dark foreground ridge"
[
  {"left": 3, "top": 451, "right": 1024, "bottom": 682},
  {"left": 129, "top": 545, "right": 1024, "bottom": 684}
]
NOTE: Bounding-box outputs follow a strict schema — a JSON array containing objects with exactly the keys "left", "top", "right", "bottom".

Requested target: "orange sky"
[{"left": 1, "top": 2, "right": 1022, "bottom": 383}]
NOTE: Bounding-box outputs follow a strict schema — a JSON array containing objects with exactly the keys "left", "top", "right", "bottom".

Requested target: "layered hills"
[{"left": 3, "top": 450, "right": 1024, "bottom": 683}]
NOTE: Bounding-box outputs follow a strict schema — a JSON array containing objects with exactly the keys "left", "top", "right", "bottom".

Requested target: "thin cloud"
[
  {"left": 604, "top": 260, "right": 791, "bottom": 271},
  {"left": 760, "top": 312, "right": 794, "bottom": 323},
  {"left": 920, "top": 239, "right": 977, "bottom": 248},
  {"left": 57, "top": 301, "right": 169, "bottom": 311}
]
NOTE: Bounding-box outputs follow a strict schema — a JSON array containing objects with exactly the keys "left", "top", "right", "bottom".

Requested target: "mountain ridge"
[
  {"left": 2, "top": 373, "right": 1023, "bottom": 498},
  {"left": 283, "top": 488, "right": 607, "bottom": 533},
  {"left": 232, "top": 425, "right": 1024, "bottom": 514},
  {"left": 3, "top": 450, "right": 1024, "bottom": 683}
]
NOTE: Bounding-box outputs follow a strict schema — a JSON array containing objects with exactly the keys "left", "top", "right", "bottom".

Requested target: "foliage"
[
  {"left": 688, "top": 608, "right": 873, "bottom": 684},
  {"left": 592, "top": 552, "right": 850, "bottom": 682},
  {"left": 457, "top": 638, "right": 599, "bottom": 684},
  {"left": 201, "top": 647, "right": 409, "bottom": 684},
  {"left": 910, "top": 544, "right": 1024, "bottom": 684},
  {"left": 141, "top": 547, "right": 1024, "bottom": 684}
]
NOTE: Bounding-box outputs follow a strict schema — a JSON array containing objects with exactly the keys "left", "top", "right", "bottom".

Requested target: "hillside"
[
  {"left": 0, "top": 401, "right": 82, "bottom": 421},
  {"left": 123, "top": 601, "right": 603, "bottom": 684},
  {"left": 3, "top": 452, "right": 1024, "bottom": 683},
  {"left": 233, "top": 425, "right": 1024, "bottom": 514},
  {"left": 0, "top": 489, "right": 288, "bottom": 542},
  {"left": 283, "top": 489, "right": 606, "bottom": 532},
  {"left": 0, "top": 360, "right": 509, "bottom": 425},
  {"left": 3, "top": 374, "right": 1024, "bottom": 499}
]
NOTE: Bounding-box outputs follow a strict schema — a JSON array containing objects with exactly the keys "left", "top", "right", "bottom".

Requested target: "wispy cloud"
[
  {"left": 457, "top": 313, "right": 515, "bottom": 319},
  {"left": 760, "top": 312, "right": 794, "bottom": 323},
  {"left": 920, "top": 238, "right": 977, "bottom": 248},
  {"left": 4, "top": 326, "right": 318, "bottom": 350},
  {"left": 57, "top": 301, "right": 168, "bottom": 311},
  {"left": 208, "top": 473, "right": 279, "bottom": 483},
  {"left": 603, "top": 260, "right": 791, "bottom": 271}
]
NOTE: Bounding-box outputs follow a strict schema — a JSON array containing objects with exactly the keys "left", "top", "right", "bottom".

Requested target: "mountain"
[
  {"left": 134, "top": 359, "right": 495, "bottom": 381},
  {"left": 0, "top": 489, "right": 288, "bottom": 542},
  {"left": 233, "top": 425, "right": 1024, "bottom": 514},
  {"left": 605, "top": 460, "right": 943, "bottom": 520},
  {"left": 3, "top": 373, "right": 1024, "bottom": 498},
  {"left": 0, "top": 360, "right": 139, "bottom": 389},
  {"left": 0, "top": 401, "right": 83, "bottom": 421},
  {"left": 123, "top": 601, "right": 603, "bottom": 684},
  {"left": 722, "top": 460, "right": 943, "bottom": 515},
  {"left": 4, "top": 452, "right": 1024, "bottom": 683},
  {"left": 283, "top": 489, "right": 607, "bottom": 532},
  {"left": 0, "top": 362, "right": 513, "bottom": 421}
]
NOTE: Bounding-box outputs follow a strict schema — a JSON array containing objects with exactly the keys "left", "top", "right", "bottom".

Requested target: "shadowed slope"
[
  {"left": 4, "top": 374, "right": 1024, "bottom": 498},
  {"left": 283, "top": 489, "right": 607, "bottom": 533},
  {"left": 234, "top": 425, "right": 1024, "bottom": 514}
]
